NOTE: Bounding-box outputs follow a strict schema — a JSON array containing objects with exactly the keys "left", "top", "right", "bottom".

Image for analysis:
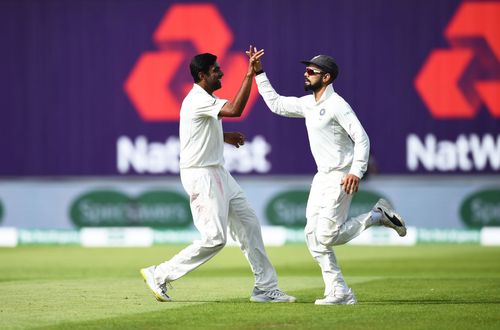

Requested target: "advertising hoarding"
[{"left": 0, "top": 0, "right": 498, "bottom": 176}]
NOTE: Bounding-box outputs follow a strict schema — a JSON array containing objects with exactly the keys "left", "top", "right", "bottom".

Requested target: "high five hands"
[{"left": 246, "top": 46, "right": 264, "bottom": 75}]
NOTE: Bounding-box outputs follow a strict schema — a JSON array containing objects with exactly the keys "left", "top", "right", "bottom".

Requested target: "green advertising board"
[
  {"left": 266, "top": 189, "right": 387, "bottom": 227},
  {"left": 266, "top": 190, "right": 309, "bottom": 227},
  {"left": 70, "top": 189, "right": 191, "bottom": 228},
  {"left": 348, "top": 190, "right": 387, "bottom": 218},
  {"left": 0, "top": 198, "right": 3, "bottom": 224},
  {"left": 460, "top": 188, "right": 500, "bottom": 228}
]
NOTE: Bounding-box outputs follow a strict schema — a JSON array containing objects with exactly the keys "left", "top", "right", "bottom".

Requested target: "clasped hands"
[{"left": 246, "top": 45, "right": 264, "bottom": 75}]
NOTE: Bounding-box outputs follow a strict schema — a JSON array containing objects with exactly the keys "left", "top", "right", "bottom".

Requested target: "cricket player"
[
  {"left": 250, "top": 53, "right": 407, "bottom": 305},
  {"left": 140, "top": 47, "right": 296, "bottom": 303}
]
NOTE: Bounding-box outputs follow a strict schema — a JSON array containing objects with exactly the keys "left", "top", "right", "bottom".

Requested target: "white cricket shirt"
[
  {"left": 179, "top": 84, "right": 228, "bottom": 169},
  {"left": 255, "top": 73, "right": 370, "bottom": 178}
]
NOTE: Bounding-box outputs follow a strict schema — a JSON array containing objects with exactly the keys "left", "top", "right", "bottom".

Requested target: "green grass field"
[{"left": 1, "top": 244, "right": 500, "bottom": 329}]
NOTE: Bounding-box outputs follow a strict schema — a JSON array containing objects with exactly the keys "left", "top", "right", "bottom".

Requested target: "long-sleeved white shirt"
[{"left": 256, "top": 73, "right": 370, "bottom": 178}]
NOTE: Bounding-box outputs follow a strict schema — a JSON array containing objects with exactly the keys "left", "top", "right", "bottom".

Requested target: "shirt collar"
[
  {"left": 193, "top": 83, "right": 206, "bottom": 94},
  {"left": 193, "top": 83, "right": 218, "bottom": 99},
  {"left": 316, "top": 84, "right": 335, "bottom": 104}
]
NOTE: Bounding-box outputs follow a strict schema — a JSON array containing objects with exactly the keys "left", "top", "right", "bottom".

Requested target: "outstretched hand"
[
  {"left": 224, "top": 132, "right": 245, "bottom": 148},
  {"left": 246, "top": 46, "right": 264, "bottom": 74}
]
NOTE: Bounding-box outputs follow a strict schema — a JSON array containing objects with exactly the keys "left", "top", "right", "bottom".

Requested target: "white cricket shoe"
[
  {"left": 374, "top": 198, "right": 407, "bottom": 237},
  {"left": 140, "top": 266, "right": 171, "bottom": 302},
  {"left": 315, "top": 288, "right": 357, "bottom": 305},
  {"left": 250, "top": 287, "right": 297, "bottom": 303}
]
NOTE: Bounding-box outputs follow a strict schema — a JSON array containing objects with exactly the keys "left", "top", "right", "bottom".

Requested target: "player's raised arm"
[
  {"left": 249, "top": 50, "right": 305, "bottom": 118},
  {"left": 218, "top": 46, "right": 264, "bottom": 118}
]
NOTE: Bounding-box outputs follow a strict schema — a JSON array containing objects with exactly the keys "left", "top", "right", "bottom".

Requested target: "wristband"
[{"left": 255, "top": 69, "right": 264, "bottom": 75}]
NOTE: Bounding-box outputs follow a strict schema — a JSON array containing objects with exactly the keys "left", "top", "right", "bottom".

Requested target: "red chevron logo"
[
  {"left": 415, "top": 2, "right": 500, "bottom": 119},
  {"left": 124, "top": 4, "right": 257, "bottom": 121}
]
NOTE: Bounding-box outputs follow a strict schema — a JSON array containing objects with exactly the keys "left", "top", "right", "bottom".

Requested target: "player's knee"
[
  {"left": 203, "top": 242, "right": 225, "bottom": 254},
  {"left": 202, "top": 236, "right": 226, "bottom": 251},
  {"left": 211, "top": 240, "right": 226, "bottom": 251},
  {"left": 214, "top": 243, "right": 226, "bottom": 252},
  {"left": 316, "top": 230, "right": 340, "bottom": 246},
  {"left": 315, "top": 218, "right": 339, "bottom": 246},
  {"left": 317, "top": 233, "right": 334, "bottom": 246}
]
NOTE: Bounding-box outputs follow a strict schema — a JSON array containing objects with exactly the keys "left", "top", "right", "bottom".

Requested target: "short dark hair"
[{"left": 190, "top": 53, "right": 217, "bottom": 83}]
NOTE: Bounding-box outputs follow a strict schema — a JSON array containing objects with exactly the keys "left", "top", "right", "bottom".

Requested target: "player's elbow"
[
  {"left": 220, "top": 103, "right": 243, "bottom": 117},
  {"left": 227, "top": 110, "right": 242, "bottom": 118}
]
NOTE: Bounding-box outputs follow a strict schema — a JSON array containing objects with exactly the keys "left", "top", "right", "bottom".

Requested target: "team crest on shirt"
[{"left": 319, "top": 109, "right": 326, "bottom": 116}]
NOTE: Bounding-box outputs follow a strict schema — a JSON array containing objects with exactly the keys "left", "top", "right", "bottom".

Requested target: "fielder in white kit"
[
  {"left": 251, "top": 53, "right": 407, "bottom": 305},
  {"left": 140, "top": 48, "right": 295, "bottom": 303}
]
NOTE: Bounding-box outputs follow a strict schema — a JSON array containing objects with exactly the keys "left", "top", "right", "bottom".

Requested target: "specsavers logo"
[
  {"left": 124, "top": 3, "right": 258, "bottom": 121},
  {"left": 265, "top": 189, "right": 387, "bottom": 227},
  {"left": 70, "top": 190, "right": 191, "bottom": 228},
  {"left": 460, "top": 188, "right": 500, "bottom": 228}
]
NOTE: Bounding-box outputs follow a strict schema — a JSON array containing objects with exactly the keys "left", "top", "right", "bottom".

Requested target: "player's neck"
[
  {"left": 197, "top": 82, "right": 215, "bottom": 95},
  {"left": 313, "top": 85, "right": 328, "bottom": 102}
]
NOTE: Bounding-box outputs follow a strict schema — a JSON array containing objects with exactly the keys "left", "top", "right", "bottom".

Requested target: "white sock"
[{"left": 369, "top": 210, "right": 382, "bottom": 226}]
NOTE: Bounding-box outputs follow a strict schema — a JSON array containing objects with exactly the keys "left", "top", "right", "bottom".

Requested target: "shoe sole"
[
  {"left": 250, "top": 296, "right": 296, "bottom": 303},
  {"left": 314, "top": 295, "right": 357, "bottom": 305},
  {"left": 140, "top": 269, "right": 171, "bottom": 302},
  {"left": 315, "top": 299, "right": 357, "bottom": 305}
]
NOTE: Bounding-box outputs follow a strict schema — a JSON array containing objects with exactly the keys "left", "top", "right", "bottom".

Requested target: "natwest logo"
[
  {"left": 415, "top": 2, "right": 500, "bottom": 119},
  {"left": 124, "top": 4, "right": 258, "bottom": 121}
]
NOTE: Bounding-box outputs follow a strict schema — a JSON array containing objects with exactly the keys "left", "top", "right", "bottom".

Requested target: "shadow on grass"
[
  {"left": 364, "top": 299, "right": 500, "bottom": 305},
  {"left": 137, "top": 298, "right": 500, "bottom": 305},
  {"left": 32, "top": 288, "right": 500, "bottom": 330}
]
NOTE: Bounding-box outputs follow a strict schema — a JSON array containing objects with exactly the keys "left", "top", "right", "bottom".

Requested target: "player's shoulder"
[
  {"left": 329, "top": 91, "right": 352, "bottom": 109},
  {"left": 329, "top": 89, "right": 348, "bottom": 103},
  {"left": 185, "top": 85, "right": 207, "bottom": 100},
  {"left": 183, "top": 86, "right": 215, "bottom": 107},
  {"left": 326, "top": 92, "right": 356, "bottom": 119}
]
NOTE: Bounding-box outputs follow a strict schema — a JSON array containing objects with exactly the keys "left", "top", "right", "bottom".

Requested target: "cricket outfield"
[{"left": 1, "top": 245, "right": 499, "bottom": 329}]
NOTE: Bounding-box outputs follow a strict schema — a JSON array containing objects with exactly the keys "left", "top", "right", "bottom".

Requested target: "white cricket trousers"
[
  {"left": 305, "top": 170, "right": 373, "bottom": 296},
  {"left": 154, "top": 165, "right": 279, "bottom": 291}
]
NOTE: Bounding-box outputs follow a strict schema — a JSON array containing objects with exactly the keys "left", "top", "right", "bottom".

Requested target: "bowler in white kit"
[{"left": 140, "top": 48, "right": 295, "bottom": 303}]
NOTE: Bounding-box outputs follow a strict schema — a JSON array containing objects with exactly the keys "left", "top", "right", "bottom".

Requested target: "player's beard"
[
  {"left": 211, "top": 78, "right": 222, "bottom": 91},
  {"left": 304, "top": 79, "right": 321, "bottom": 92}
]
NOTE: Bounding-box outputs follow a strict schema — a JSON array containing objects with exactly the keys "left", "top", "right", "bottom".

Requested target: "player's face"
[
  {"left": 304, "top": 65, "right": 324, "bottom": 92},
  {"left": 206, "top": 63, "right": 224, "bottom": 91}
]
